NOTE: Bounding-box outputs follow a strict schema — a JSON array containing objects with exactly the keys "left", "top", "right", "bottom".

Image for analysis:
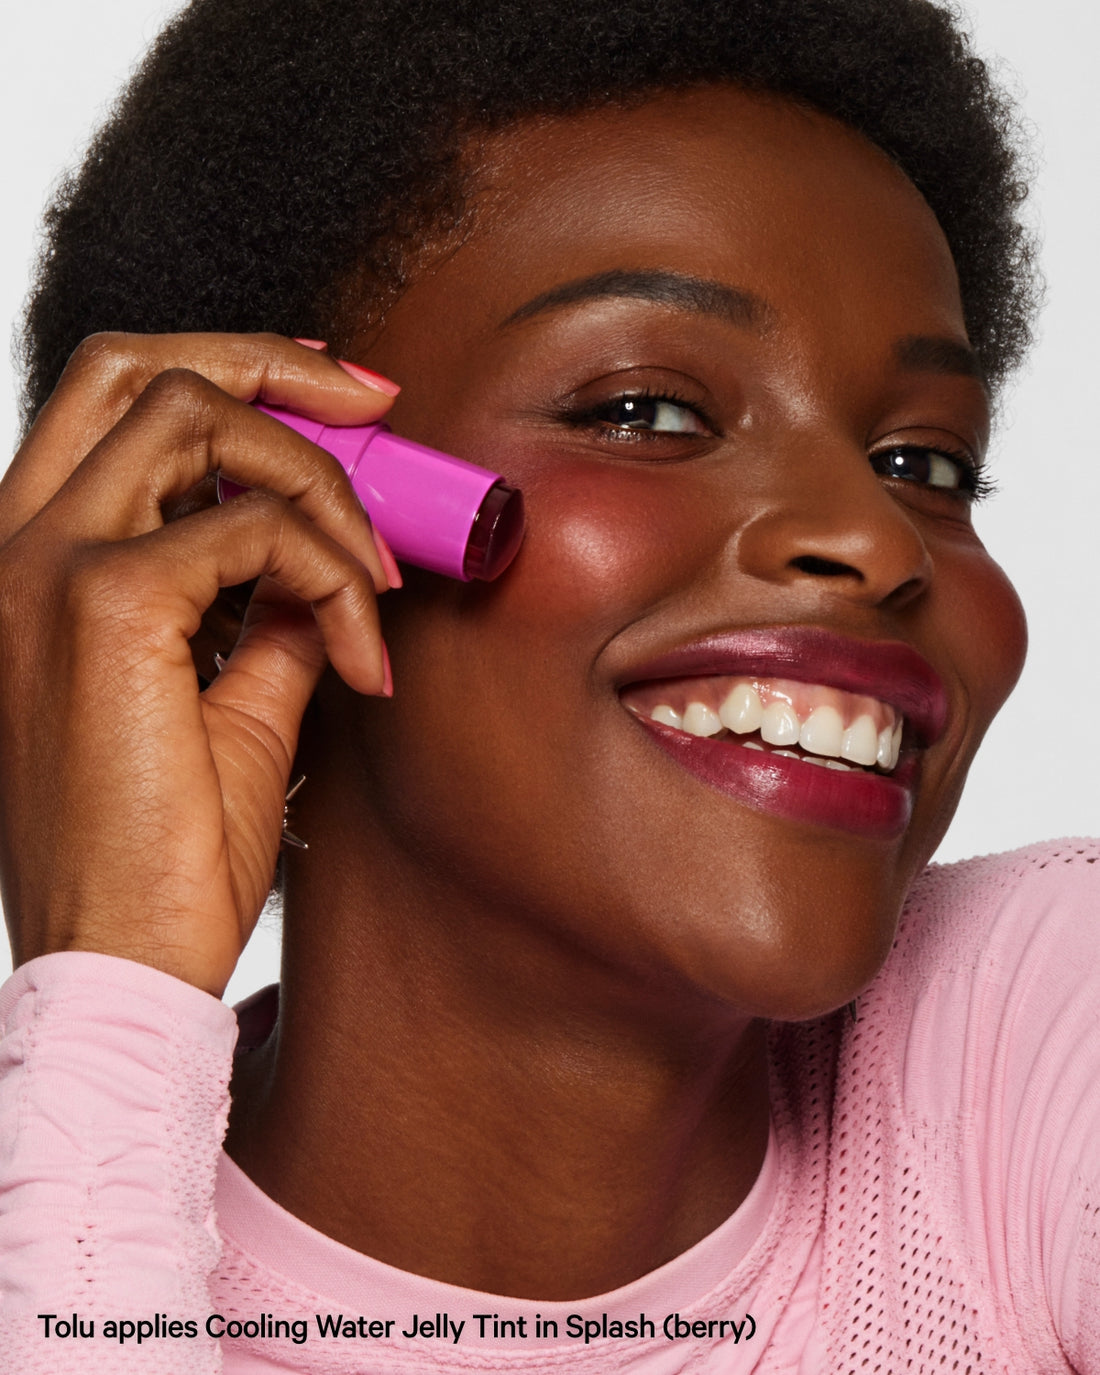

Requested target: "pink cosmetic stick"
[{"left": 220, "top": 404, "right": 525, "bottom": 581}]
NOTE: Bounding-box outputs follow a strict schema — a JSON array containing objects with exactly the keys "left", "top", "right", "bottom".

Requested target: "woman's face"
[{"left": 328, "top": 86, "right": 1026, "bottom": 1020}]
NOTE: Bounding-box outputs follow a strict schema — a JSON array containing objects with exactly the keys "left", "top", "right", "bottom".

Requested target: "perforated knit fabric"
[
  {"left": 809, "top": 839, "right": 1100, "bottom": 1372},
  {"left": 2, "top": 839, "right": 1099, "bottom": 1372},
  {"left": 0, "top": 953, "right": 234, "bottom": 1371}
]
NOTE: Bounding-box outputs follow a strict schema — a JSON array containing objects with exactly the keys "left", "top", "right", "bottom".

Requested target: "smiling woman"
[
  {"left": 336, "top": 88, "right": 1024, "bottom": 1037},
  {"left": 0, "top": 1, "right": 1096, "bottom": 1372}
]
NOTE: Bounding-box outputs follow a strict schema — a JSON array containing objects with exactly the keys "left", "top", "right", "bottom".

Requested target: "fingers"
[
  {"left": 0, "top": 333, "right": 399, "bottom": 991},
  {"left": 0, "top": 332, "right": 398, "bottom": 541},
  {"left": 30, "top": 368, "right": 391, "bottom": 593},
  {"left": 201, "top": 581, "right": 333, "bottom": 777},
  {"left": 81, "top": 493, "right": 390, "bottom": 698}
]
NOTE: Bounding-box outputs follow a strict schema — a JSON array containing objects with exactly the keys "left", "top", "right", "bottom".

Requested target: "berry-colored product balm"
[{"left": 219, "top": 404, "right": 525, "bottom": 581}]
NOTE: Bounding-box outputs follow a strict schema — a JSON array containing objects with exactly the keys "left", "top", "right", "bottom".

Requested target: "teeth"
[
  {"left": 760, "top": 701, "right": 800, "bottom": 747},
  {"left": 718, "top": 683, "right": 764, "bottom": 734},
  {"left": 749, "top": 746, "right": 844, "bottom": 770},
  {"left": 799, "top": 705, "right": 843, "bottom": 758},
  {"left": 841, "top": 714, "right": 879, "bottom": 767},
  {"left": 681, "top": 701, "right": 723, "bottom": 737},
  {"left": 634, "top": 675, "right": 907, "bottom": 774},
  {"left": 876, "top": 722, "right": 903, "bottom": 770}
]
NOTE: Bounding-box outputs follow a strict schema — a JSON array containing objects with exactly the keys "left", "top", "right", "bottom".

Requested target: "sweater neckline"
[{"left": 215, "top": 1122, "right": 778, "bottom": 1343}]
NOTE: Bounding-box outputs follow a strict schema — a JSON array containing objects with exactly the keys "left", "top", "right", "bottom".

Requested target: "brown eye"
[
  {"left": 871, "top": 444, "right": 975, "bottom": 493},
  {"left": 598, "top": 395, "right": 709, "bottom": 435}
]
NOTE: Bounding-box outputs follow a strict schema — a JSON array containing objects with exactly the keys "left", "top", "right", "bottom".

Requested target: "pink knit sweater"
[{"left": 2, "top": 839, "right": 1098, "bottom": 1373}]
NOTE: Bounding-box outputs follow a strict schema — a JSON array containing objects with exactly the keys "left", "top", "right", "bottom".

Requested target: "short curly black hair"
[{"left": 20, "top": 0, "right": 1037, "bottom": 426}]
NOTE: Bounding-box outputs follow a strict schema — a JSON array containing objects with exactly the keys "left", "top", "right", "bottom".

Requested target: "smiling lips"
[{"left": 620, "top": 629, "right": 948, "bottom": 839}]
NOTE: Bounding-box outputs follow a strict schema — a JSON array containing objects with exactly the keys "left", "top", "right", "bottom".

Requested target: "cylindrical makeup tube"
[{"left": 220, "top": 404, "right": 525, "bottom": 581}]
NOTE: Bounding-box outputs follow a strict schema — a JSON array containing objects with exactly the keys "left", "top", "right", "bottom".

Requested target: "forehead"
[
  {"left": 359, "top": 84, "right": 974, "bottom": 413},
  {"left": 430, "top": 86, "right": 963, "bottom": 332}
]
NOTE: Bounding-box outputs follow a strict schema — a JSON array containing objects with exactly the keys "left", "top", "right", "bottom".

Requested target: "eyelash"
[{"left": 564, "top": 390, "right": 994, "bottom": 502}]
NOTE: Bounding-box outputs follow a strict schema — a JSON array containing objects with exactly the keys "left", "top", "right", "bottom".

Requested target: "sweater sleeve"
[
  {"left": 900, "top": 840, "right": 1100, "bottom": 1373},
  {"left": 0, "top": 952, "right": 238, "bottom": 1372},
  {"left": 996, "top": 845, "right": 1100, "bottom": 1373}
]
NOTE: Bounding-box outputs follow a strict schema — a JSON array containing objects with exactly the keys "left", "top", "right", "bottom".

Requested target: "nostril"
[{"left": 790, "top": 554, "right": 860, "bottom": 578}]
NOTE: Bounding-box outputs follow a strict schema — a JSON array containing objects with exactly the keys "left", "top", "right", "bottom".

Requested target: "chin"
[{"left": 605, "top": 813, "right": 919, "bottom": 1024}]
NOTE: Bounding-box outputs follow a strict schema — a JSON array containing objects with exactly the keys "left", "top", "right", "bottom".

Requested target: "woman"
[{"left": 1, "top": 0, "right": 1095, "bottom": 1370}]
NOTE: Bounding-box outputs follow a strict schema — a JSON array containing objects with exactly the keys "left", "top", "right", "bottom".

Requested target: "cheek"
[
  {"left": 941, "top": 541, "right": 1027, "bottom": 729},
  {"left": 502, "top": 461, "right": 715, "bottom": 629}
]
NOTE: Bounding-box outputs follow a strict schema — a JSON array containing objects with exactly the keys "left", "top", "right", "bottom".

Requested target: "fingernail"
[
  {"left": 336, "top": 359, "right": 402, "bottom": 397},
  {"left": 295, "top": 338, "right": 329, "bottom": 350},
  {"left": 380, "top": 643, "right": 394, "bottom": 698},
  {"left": 372, "top": 528, "right": 403, "bottom": 589}
]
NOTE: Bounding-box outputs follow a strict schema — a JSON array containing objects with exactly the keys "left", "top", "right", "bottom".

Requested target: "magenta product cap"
[{"left": 221, "top": 404, "right": 524, "bottom": 581}]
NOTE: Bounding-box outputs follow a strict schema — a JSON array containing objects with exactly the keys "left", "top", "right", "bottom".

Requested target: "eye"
[
  {"left": 870, "top": 444, "right": 988, "bottom": 498},
  {"left": 578, "top": 391, "right": 711, "bottom": 438}
]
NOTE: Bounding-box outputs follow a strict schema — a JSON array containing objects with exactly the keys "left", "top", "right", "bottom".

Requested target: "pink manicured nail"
[
  {"left": 294, "top": 338, "right": 329, "bottom": 350},
  {"left": 336, "top": 359, "right": 402, "bottom": 397},
  {"left": 380, "top": 643, "right": 394, "bottom": 698},
  {"left": 372, "top": 528, "right": 403, "bottom": 589}
]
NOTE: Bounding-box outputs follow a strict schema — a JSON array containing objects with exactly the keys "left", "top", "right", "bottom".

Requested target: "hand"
[{"left": 0, "top": 333, "right": 396, "bottom": 996}]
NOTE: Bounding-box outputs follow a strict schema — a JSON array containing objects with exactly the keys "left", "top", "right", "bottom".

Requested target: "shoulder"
[
  {"left": 768, "top": 838, "right": 1100, "bottom": 1110},
  {"left": 857, "top": 835, "right": 1100, "bottom": 1158},
  {"left": 824, "top": 842, "right": 1100, "bottom": 1368},
  {"left": 884, "top": 836, "right": 1100, "bottom": 1003}
]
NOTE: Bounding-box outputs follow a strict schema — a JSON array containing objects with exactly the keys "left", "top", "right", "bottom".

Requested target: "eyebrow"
[
  {"left": 895, "top": 335, "right": 988, "bottom": 389},
  {"left": 502, "top": 272, "right": 987, "bottom": 388},
  {"left": 501, "top": 268, "right": 769, "bottom": 330}
]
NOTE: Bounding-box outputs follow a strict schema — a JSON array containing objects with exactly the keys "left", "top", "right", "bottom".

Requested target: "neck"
[{"left": 226, "top": 832, "right": 771, "bottom": 1300}]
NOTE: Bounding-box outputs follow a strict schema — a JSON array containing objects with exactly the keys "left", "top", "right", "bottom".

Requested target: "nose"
[{"left": 733, "top": 446, "right": 934, "bottom": 612}]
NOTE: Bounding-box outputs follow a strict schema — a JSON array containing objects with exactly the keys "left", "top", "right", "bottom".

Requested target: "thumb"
[{"left": 202, "top": 577, "right": 328, "bottom": 776}]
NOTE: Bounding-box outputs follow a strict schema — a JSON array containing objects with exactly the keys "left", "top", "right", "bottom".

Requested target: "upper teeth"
[{"left": 643, "top": 678, "right": 903, "bottom": 772}]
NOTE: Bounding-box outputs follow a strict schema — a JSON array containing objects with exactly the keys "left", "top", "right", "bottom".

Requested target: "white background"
[{"left": 2, "top": 1, "right": 1097, "bottom": 999}]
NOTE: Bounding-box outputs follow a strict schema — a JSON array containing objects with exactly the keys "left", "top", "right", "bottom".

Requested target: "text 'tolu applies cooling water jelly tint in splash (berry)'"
[{"left": 219, "top": 404, "right": 526, "bottom": 581}]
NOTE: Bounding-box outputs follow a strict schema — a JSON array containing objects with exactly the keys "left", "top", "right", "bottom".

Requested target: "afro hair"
[{"left": 20, "top": 0, "right": 1038, "bottom": 425}]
